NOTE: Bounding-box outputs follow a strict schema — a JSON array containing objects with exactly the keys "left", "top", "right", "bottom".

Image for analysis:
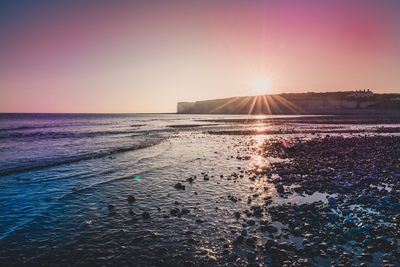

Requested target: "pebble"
[
  {"left": 127, "top": 195, "right": 136, "bottom": 203},
  {"left": 174, "top": 182, "right": 186, "bottom": 190},
  {"left": 276, "top": 184, "right": 285, "bottom": 194},
  {"left": 142, "top": 211, "right": 151, "bottom": 219},
  {"left": 170, "top": 208, "right": 181, "bottom": 217}
]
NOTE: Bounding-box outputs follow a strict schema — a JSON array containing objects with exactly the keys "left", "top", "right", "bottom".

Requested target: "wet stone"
[
  {"left": 170, "top": 208, "right": 181, "bottom": 217},
  {"left": 228, "top": 195, "right": 239, "bottom": 202},
  {"left": 142, "top": 211, "right": 151, "bottom": 219},
  {"left": 174, "top": 182, "right": 186, "bottom": 190},
  {"left": 234, "top": 211, "right": 241, "bottom": 219},
  {"left": 276, "top": 184, "right": 285, "bottom": 194},
  {"left": 127, "top": 195, "right": 136, "bottom": 203},
  {"left": 233, "top": 235, "right": 244, "bottom": 245}
]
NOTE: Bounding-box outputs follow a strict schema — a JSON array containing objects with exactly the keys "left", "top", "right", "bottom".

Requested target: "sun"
[{"left": 251, "top": 78, "right": 271, "bottom": 95}]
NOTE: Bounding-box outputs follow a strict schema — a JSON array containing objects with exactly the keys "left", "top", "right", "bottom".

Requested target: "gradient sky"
[{"left": 1, "top": 0, "right": 400, "bottom": 113}]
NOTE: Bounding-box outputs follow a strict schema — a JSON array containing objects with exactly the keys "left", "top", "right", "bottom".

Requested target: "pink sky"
[{"left": 1, "top": 1, "right": 399, "bottom": 113}]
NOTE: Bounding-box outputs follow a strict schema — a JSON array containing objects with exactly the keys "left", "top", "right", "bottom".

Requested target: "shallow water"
[{"left": 0, "top": 113, "right": 399, "bottom": 265}]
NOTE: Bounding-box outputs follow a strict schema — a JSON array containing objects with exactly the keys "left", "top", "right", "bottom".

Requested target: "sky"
[{"left": 1, "top": 0, "right": 400, "bottom": 113}]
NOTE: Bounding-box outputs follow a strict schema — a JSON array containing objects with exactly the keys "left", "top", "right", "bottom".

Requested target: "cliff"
[{"left": 177, "top": 91, "right": 400, "bottom": 114}]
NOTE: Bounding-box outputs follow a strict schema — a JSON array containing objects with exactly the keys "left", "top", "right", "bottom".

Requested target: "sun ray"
[
  {"left": 209, "top": 97, "right": 240, "bottom": 113},
  {"left": 235, "top": 96, "right": 253, "bottom": 114},
  {"left": 273, "top": 95, "right": 305, "bottom": 114},
  {"left": 261, "top": 95, "right": 272, "bottom": 115},
  {"left": 247, "top": 95, "right": 259, "bottom": 115},
  {"left": 267, "top": 95, "right": 283, "bottom": 114}
]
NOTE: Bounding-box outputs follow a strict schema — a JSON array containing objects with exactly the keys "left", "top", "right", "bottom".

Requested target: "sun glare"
[{"left": 251, "top": 78, "right": 271, "bottom": 95}]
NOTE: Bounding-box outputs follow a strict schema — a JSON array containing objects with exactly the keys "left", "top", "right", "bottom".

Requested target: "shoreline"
[{"left": 0, "top": 114, "right": 399, "bottom": 266}]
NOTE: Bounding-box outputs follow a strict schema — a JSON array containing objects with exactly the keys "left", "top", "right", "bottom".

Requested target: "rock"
[
  {"left": 276, "top": 184, "right": 285, "bottom": 194},
  {"left": 223, "top": 242, "right": 231, "bottom": 248},
  {"left": 247, "top": 220, "right": 255, "bottom": 226},
  {"left": 207, "top": 255, "right": 217, "bottom": 262},
  {"left": 142, "top": 211, "right": 151, "bottom": 219},
  {"left": 233, "top": 235, "right": 244, "bottom": 244},
  {"left": 292, "top": 227, "right": 302, "bottom": 236},
  {"left": 170, "top": 208, "right": 181, "bottom": 217},
  {"left": 204, "top": 174, "right": 209, "bottom": 181},
  {"left": 223, "top": 249, "right": 231, "bottom": 255},
  {"left": 241, "top": 229, "right": 248, "bottom": 236},
  {"left": 246, "top": 237, "right": 257, "bottom": 247},
  {"left": 174, "top": 182, "right": 186, "bottom": 190},
  {"left": 250, "top": 205, "right": 263, "bottom": 217},
  {"left": 328, "top": 197, "right": 337, "bottom": 207},
  {"left": 265, "top": 225, "right": 278, "bottom": 233},
  {"left": 234, "top": 211, "right": 241, "bottom": 219},
  {"left": 228, "top": 195, "right": 239, "bottom": 202},
  {"left": 343, "top": 217, "right": 356, "bottom": 227},
  {"left": 127, "top": 195, "right": 136, "bottom": 203},
  {"left": 326, "top": 212, "right": 340, "bottom": 222}
]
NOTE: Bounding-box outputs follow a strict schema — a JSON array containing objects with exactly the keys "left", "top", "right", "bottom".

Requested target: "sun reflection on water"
[{"left": 249, "top": 155, "right": 270, "bottom": 174}]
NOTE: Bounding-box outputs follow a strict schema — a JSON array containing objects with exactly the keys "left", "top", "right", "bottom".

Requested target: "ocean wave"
[
  {"left": 12, "top": 141, "right": 173, "bottom": 186},
  {"left": 0, "top": 137, "right": 166, "bottom": 177},
  {"left": 0, "top": 125, "right": 56, "bottom": 132},
  {"left": 0, "top": 129, "right": 146, "bottom": 140}
]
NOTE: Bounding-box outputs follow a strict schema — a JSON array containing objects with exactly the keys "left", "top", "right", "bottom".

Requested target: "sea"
[{"left": 0, "top": 113, "right": 397, "bottom": 265}]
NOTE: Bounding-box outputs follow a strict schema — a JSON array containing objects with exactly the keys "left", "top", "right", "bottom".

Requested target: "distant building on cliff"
[{"left": 347, "top": 89, "right": 374, "bottom": 99}]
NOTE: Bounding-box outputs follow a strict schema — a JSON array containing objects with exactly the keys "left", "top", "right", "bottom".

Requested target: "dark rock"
[
  {"left": 234, "top": 211, "right": 241, "bottom": 219},
  {"left": 246, "top": 236, "right": 257, "bottom": 247},
  {"left": 276, "top": 184, "right": 285, "bottom": 194},
  {"left": 174, "top": 182, "right": 186, "bottom": 190},
  {"left": 142, "top": 211, "right": 151, "bottom": 219},
  {"left": 265, "top": 225, "right": 278, "bottom": 233},
  {"left": 170, "top": 208, "right": 181, "bottom": 217},
  {"left": 228, "top": 195, "right": 239, "bottom": 202},
  {"left": 292, "top": 227, "right": 302, "bottom": 236},
  {"left": 233, "top": 235, "right": 244, "bottom": 244},
  {"left": 127, "top": 195, "right": 136, "bottom": 203},
  {"left": 328, "top": 197, "right": 337, "bottom": 207},
  {"left": 250, "top": 205, "right": 263, "bottom": 217},
  {"left": 247, "top": 219, "right": 255, "bottom": 226}
]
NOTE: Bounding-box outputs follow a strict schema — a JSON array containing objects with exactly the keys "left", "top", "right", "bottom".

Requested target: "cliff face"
[
  {"left": 177, "top": 102, "right": 196, "bottom": 113},
  {"left": 177, "top": 92, "right": 399, "bottom": 114}
]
